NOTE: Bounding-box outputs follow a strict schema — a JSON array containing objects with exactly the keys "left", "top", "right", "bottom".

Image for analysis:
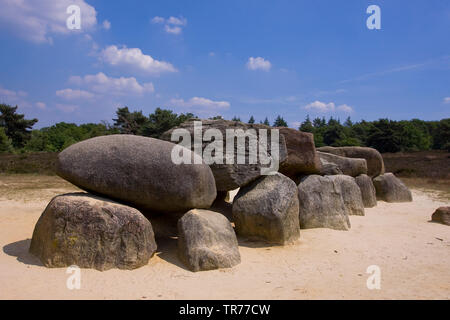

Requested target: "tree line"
[{"left": 0, "top": 103, "right": 449, "bottom": 154}]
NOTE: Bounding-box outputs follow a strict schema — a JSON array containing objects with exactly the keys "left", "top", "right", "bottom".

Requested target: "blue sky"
[{"left": 0, "top": 0, "right": 449, "bottom": 128}]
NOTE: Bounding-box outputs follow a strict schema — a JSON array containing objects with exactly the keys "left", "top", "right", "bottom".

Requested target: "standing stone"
[
  {"left": 161, "top": 119, "right": 287, "bottom": 191},
  {"left": 297, "top": 175, "right": 351, "bottom": 231},
  {"left": 178, "top": 209, "right": 241, "bottom": 272},
  {"left": 277, "top": 127, "right": 321, "bottom": 178},
  {"left": 431, "top": 207, "right": 450, "bottom": 226},
  {"left": 317, "top": 151, "right": 368, "bottom": 177},
  {"left": 319, "top": 157, "right": 344, "bottom": 176},
  {"left": 355, "top": 174, "right": 377, "bottom": 208},
  {"left": 318, "top": 146, "right": 385, "bottom": 178},
  {"left": 56, "top": 135, "right": 217, "bottom": 213},
  {"left": 232, "top": 173, "right": 300, "bottom": 245},
  {"left": 373, "top": 173, "right": 413, "bottom": 203},
  {"left": 329, "top": 175, "right": 365, "bottom": 216},
  {"left": 29, "top": 193, "right": 157, "bottom": 271}
]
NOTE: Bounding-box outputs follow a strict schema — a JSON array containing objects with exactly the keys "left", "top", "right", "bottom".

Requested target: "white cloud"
[
  {"left": 0, "top": 0, "right": 97, "bottom": 44},
  {"left": 164, "top": 25, "right": 182, "bottom": 35},
  {"left": 69, "top": 72, "right": 154, "bottom": 96},
  {"left": 100, "top": 45, "right": 177, "bottom": 75},
  {"left": 246, "top": 57, "right": 272, "bottom": 71},
  {"left": 151, "top": 16, "right": 187, "bottom": 35},
  {"left": 151, "top": 16, "right": 165, "bottom": 24},
  {"left": 444, "top": 97, "right": 450, "bottom": 104},
  {"left": 35, "top": 102, "right": 46, "bottom": 110},
  {"left": 337, "top": 104, "right": 354, "bottom": 113},
  {"left": 0, "top": 85, "right": 31, "bottom": 108},
  {"left": 56, "top": 89, "right": 95, "bottom": 100},
  {"left": 102, "top": 20, "right": 111, "bottom": 30},
  {"left": 169, "top": 97, "right": 230, "bottom": 115},
  {"left": 304, "top": 101, "right": 353, "bottom": 113},
  {"left": 56, "top": 103, "right": 79, "bottom": 113}
]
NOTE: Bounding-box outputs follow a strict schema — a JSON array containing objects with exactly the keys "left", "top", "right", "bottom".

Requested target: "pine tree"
[
  {"left": 248, "top": 116, "right": 255, "bottom": 124},
  {"left": 273, "top": 115, "right": 288, "bottom": 127}
]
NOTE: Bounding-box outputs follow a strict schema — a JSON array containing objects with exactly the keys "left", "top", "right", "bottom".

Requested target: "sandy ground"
[{"left": 0, "top": 176, "right": 449, "bottom": 300}]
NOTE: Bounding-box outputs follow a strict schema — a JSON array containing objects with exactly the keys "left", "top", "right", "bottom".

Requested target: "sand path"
[{"left": 0, "top": 190, "right": 449, "bottom": 300}]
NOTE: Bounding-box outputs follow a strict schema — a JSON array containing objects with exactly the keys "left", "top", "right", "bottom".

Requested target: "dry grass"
[
  {"left": 0, "top": 152, "right": 58, "bottom": 175},
  {"left": 383, "top": 150, "right": 450, "bottom": 201},
  {"left": 0, "top": 174, "right": 80, "bottom": 202}
]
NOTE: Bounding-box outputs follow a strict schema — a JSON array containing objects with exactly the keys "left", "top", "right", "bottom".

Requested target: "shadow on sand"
[
  {"left": 154, "top": 236, "right": 191, "bottom": 271},
  {"left": 3, "top": 239, "right": 43, "bottom": 267}
]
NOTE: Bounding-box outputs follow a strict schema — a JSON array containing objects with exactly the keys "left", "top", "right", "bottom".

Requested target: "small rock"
[
  {"left": 232, "top": 173, "right": 300, "bottom": 245},
  {"left": 178, "top": 209, "right": 241, "bottom": 272},
  {"left": 432, "top": 207, "right": 450, "bottom": 226},
  {"left": 373, "top": 173, "right": 413, "bottom": 203}
]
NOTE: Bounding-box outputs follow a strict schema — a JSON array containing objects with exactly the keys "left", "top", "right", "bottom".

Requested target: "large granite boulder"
[
  {"left": 29, "top": 193, "right": 157, "bottom": 271},
  {"left": 431, "top": 207, "right": 450, "bottom": 226},
  {"left": 318, "top": 146, "right": 385, "bottom": 177},
  {"left": 178, "top": 209, "right": 241, "bottom": 272},
  {"left": 373, "top": 173, "right": 413, "bottom": 203},
  {"left": 297, "top": 175, "right": 351, "bottom": 231},
  {"left": 232, "top": 173, "right": 300, "bottom": 245},
  {"left": 319, "top": 157, "right": 344, "bottom": 176},
  {"left": 277, "top": 128, "right": 321, "bottom": 178},
  {"left": 56, "top": 135, "right": 217, "bottom": 213},
  {"left": 329, "top": 175, "right": 365, "bottom": 216},
  {"left": 355, "top": 174, "right": 377, "bottom": 208},
  {"left": 161, "top": 119, "right": 287, "bottom": 191},
  {"left": 317, "top": 151, "right": 367, "bottom": 177}
]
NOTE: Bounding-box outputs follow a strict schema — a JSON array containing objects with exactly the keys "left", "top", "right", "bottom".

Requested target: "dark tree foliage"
[
  {"left": 0, "top": 104, "right": 38, "bottom": 148},
  {"left": 0, "top": 127, "right": 13, "bottom": 153},
  {"left": 298, "top": 115, "right": 447, "bottom": 153},
  {"left": 141, "top": 108, "right": 195, "bottom": 138},
  {"left": 273, "top": 115, "right": 288, "bottom": 127},
  {"left": 232, "top": 116, "right": 241, "bottom": 122},
  {"left": 0, "top": 104, "right": 448, "bottom": 154},
  {"left": 113, "top": 107, "right": 149, "bottom": 135},
  {"left": 248, "top": 116, "right": 255, "bottom": 124}
]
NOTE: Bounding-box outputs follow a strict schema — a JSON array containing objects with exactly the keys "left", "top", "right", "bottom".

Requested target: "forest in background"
[{"left": 1, "top": 103, "right": 449, "bottom": 154}]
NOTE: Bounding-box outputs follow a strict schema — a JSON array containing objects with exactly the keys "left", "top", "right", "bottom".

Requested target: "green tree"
[
  {"left": 232, "top": 116, "right": 241, "bottom": 122},
  {"left": 248, "top": 116, "right": 255, "bottom": 124},
  {"left": 113, "top": 107, "right": 149, "bottom": 135},
  {"left": 273, "top": 115, "right": 288, "bottom": 127},
  {"left": 0, "top": 104, "right": 38, "bottom": 148},
  {"left": 141, "top": 108, "right": 194, "bottom": 138},
  {"left": 366, "top": 119, "right": 403, "bottom": 153},
  {"left": 262, "top": 117, "right": 270, "bottom": 126},
  {"left": 0, "top": 127, "right": 13, "bottom": 153},
  {"left": 299, "top": 115, "right": 314, "bottom": 133}
]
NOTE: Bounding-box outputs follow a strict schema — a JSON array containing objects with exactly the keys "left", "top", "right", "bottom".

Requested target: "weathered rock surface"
[
  {"left": 297, "top": 175, "right": 351, "bottom": 230},
  {"left": 373, "top": 173, "right": 413, "bottom": 203},
  {"left": 318, "top": 146, "right": 385, "bottom": 177},
  {"left": 319, "top": 157, "right": 343, "bottom": 176},
  {"left": 232, "top": 173, "right": 300, "bottom": 244},
  {"left": 355, "top": 174, "right": 377, "bottom": 208},
  {"left": 431, "top": 207, "right": 450, "bottom": 226},
  {"left": 277, "top": 128, "right": 321, "bottom": 178},
  {"left": 56, "top": 134, "right": 217, "bottom": 213},
  {"left": 329, "top": 175, "right": 365, "bottom": 216},
  {"left": 317, "top": 151, "right": 367, "bottom": 177},
  {"left": 178, "top": 209, "right": 241, "bottom": 272},
  {"left": 161, "top": 119, "right": 287, "bottom": 191},
  {"left": 29, "top": 193, "right": 157, "bottom": 271}
]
